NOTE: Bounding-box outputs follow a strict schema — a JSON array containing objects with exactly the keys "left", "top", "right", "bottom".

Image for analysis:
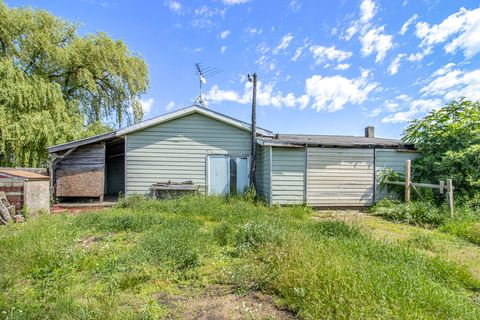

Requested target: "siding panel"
[
  {"left": 271, "top": 147, "right": 305, "bottom": 205},
  {"left": 375, "top": 149, "right": 420, "bottom": 201},
  {"left": 126, "top": 113, "right": 251, "bottom": 195},
  {"left": 307, "top": 148, "right": 374, "bottom": 206},
  {"left": 255, "top": 145, "right": 271, "bottom": 204}
]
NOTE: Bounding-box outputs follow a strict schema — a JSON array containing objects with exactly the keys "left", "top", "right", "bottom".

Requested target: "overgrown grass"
[
  {"left": 371, "top": 198, "right": 480, "bottom": 246},
  {"left": 1, "top": 195, "right": 480, "bottom": 319}
]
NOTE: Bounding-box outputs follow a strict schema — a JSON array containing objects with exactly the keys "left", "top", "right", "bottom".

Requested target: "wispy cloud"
[
  {"left": 273, "top": 33, "right": 294, "bottom": 54},
  {"left": 309, "top": 45, "right": 352, "bottom": 65},
  {"left": 219, "top": 30, "right": 231, "bottom": 39},
  {"left": 165, "top": 0, "right": 183, "bottom": 14},
  {"left": 399, "top": 14, "right": 418, "bottom": 35}
]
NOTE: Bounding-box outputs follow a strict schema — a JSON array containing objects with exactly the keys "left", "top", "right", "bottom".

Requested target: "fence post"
[
  {"left": 405, "top": 160, "right": 411, "bottom": 203},
  {"left": 446, "top": 179, "right": 454, "bottom": 219},
  {"left": 439, "top": 180, "right": 444, "bottom": 194}
]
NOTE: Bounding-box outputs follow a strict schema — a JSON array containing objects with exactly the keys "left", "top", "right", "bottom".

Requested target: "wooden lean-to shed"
[
  {"left": 0, "top": 168, "right": 50, "bottom": 216},
  {"left": 48, "top": 106, "right": 419, "bottom": 207}
]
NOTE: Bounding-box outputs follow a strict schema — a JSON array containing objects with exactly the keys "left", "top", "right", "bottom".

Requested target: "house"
[{"left": 47, "top": 105, "right": 418, "bottom": 207}]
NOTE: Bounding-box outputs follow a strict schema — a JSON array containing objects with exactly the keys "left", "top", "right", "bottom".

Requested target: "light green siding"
[
  {"left": 255, "top": 145, "right": 271, "bottom": 204},
  {"left": 126, "top": 113, "right": 251, "bottom": 195},
  {"left": 307, "top": 148, "right": 375, "bottom": 207},
  {"left": 271, "top": 147, "right": 305, "bottom": 205},
  {"left": 375, "top": 149, "right": 420, "bottom": 201}
]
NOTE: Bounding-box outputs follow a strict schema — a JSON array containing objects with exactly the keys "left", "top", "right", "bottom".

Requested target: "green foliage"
[
  {"left": 371, "top": 199, "right": 447, "bottom": 227},
  {"left": 403, "top": 99, "right": 480, "bottom": 197},
  {"left": 441, "top": 221, "right": 480, "bottom": 245},
  {"left": 1, "top": 196, "right": 480, "bottom": 319},
  {"left": 0, "top": 1, "right": 149, "bottom": 166}
]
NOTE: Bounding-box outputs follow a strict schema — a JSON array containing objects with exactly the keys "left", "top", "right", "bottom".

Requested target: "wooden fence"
[{"left": 383, "top": 160, "right": 455, "bottom": 218}]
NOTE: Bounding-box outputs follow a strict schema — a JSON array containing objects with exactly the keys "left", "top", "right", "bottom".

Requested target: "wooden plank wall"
[
  {"left": 271, "top": 147, "right": 305, "bottom": 205},
  {"left": 55, "top": 143, "right": 105, "bottom": 197}
]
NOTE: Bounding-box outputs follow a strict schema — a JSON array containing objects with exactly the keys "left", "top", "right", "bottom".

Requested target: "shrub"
[{"left": 372, "top": 199, "right": 447, "bottom": 227}]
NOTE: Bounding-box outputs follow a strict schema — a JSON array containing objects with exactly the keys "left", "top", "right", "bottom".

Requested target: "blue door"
[{"left": 208, "top": 156, "right": 230, "bottom": 195}]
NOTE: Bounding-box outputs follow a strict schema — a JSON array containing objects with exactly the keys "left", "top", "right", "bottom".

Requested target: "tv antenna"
[{"left": 193, "top": 63, "right": 222, "bottom": 108}]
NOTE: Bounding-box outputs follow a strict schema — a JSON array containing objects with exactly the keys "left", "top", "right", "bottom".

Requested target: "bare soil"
[{"left": 158, "top": 285, "right": 296, "bottom": 320}]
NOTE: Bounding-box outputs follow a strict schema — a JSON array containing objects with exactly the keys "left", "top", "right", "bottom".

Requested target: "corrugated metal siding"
[
  {"left": 126, "top": 113, "right": 251, "bottom": 195},
  {"left": 255, "top": 145, "right": 271, "bottom": 204},
  {"left": 271, "top": 147, "right": 305, "bottom": 205},
  {"left": 307, "top": 148, "right": 374, "bottom": 206},
  {"left": 375, "top": 149, "right": 420, "bottom": 201}
]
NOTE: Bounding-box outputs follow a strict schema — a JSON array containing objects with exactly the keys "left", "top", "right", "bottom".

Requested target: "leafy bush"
[
  {"left": 403, "top": 99, "right": 480, "bottom": 197},
  {"left": 371, "top": 199, "right": 447, "bottom": 227}
]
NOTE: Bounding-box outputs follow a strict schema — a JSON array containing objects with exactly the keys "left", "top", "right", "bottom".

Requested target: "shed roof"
[
  {"left": 257, "top": 134, "right": 415, "bottom": 149},
  {"left": 48, "top": 105, "right": 273, "bottom": 153},
  {"left": 0, "top": 169, "right": 50, "bottom": 180}
]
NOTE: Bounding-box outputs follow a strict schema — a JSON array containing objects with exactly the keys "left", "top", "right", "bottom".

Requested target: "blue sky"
[{"left": 7, "top": 0, "right": 480, "bottom": 138}]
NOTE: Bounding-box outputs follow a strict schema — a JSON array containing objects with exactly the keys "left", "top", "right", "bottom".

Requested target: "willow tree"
[{"left": 0, "top": 1, "right": 149, "bottom": 166}]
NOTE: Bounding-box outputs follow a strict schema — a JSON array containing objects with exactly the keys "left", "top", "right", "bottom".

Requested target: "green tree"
[
  {"left": 403, "top": 99, "right": 480, "bottom": 197},
  {"left": 0, "top": 1, "right": 149, "bottom": 166}
]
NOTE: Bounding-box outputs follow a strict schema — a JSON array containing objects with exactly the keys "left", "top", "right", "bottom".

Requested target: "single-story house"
[{"left": 48, "top": 105, "right": 418, "bottom": 207}]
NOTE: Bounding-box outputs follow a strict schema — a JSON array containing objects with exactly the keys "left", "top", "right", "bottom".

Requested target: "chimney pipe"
[{"left": 365, "top": 126, "right": 375, "bottom": 138}]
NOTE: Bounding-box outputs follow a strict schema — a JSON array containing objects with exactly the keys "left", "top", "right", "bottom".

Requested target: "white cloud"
[
  {"left": 219, "top": 30, "right": 230, "bottom": 39},
  {"left": 360, "top": 26, "right": 393, "bottom": 62},
  {"left": 415, "top": 7, "right": 480, "bottom": 58},
  {"left": 309, "top": 45, "right": 352, "bottom": 65},
  {"left": 205, "top": 71, "right": 377, "bottom": 113},
  {"left": 399, "top": 14, "right": 418, "bottom": 35},
  {"left": 223, "top": 0, "right": 250, "bottom": 4},
  {"left": 387, "top": 54, "right": 405, "bottom": 75},
  {"left": 165, "top": 101, "right": 176, "bottom": 111},
  {"left": 205, "top": 81, "right": 309, "bottom": 109},
  {"left": 420, "top": 66, "right": 480, "bottom": 101},
  {"left": 165, "top": 0, "right": 183, "bottom": 14},
  {"left": 291, "top": 46, "right": 305, "bottom": 61},
  {"left": 344, "top": 0, "right": 393, "bottom": 63},
  {"left": 245, "top": 27, "right": 262, "bottom": 35},
  {"left": 221, "top": 46, "right": 227, "bottom": 53},
  {"left": 288, "top": 0, "right": 301, "bottom": 12},
  {"left": 273, "top": 33, "right": 294, "bottom": 54},
  {"left": 140, "top": 98, "right": 154, "bottom": 113},
  {"left": 192, "top": 6, "right": 226, "bottom": 28},
  {"left": 360, "top": 0, "right": 377, "bottom": 24},
  {"left": 382, "top": 98, "right": 442, "bottom": 123},
  {"left": 335, "top": 63, "right": 351, "bottom": 70},
  {"left": 305, "top": 74, "right": 377, "bottom": 112}
]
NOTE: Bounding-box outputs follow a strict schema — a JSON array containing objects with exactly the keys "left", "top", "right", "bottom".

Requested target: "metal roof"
[
  {"left": 257, "top": 134, "right": 415, "bottom": 149},
  {"left": 0, "top": 169, "right": 50, "bottom": 180},
  {"left": 48, "top": 106, "right": 273, "bottom": 153}
]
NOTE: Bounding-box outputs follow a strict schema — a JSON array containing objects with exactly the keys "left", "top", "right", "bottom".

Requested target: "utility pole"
[{"left": 248, "top": 73, "right": 257, "bottom": 187}]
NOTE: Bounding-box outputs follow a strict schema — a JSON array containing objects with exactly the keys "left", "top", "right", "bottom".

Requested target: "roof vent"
[{"left": 365, "top": 126, "right": 375, "bottom": 138}]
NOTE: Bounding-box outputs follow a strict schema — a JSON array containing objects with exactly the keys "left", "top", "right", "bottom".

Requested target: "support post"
[
  {"left": 249, "top": 73, "right": 257, "bottom": 187},
  {"left": 405, "top": 159, "right": 411, "bottom": 203},
  {"left": 439, "top": 180, "right": 444, "bottom": 194},
  {"left": 447, "top": 179, "right": 454, "bottom": 218}
]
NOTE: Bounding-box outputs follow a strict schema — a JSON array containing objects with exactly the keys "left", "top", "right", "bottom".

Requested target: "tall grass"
[
  {"left": 1, "top": 195, "right": 479, "bottom": 319},
  {"left": 371, "top": 199, "right": 480, "bottom": 245}
]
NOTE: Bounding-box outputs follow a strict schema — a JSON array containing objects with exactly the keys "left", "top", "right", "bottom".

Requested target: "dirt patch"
[
  {"left": 78, "top": 235, "right": 102, "bottom": 248},
  {"left": 158, "top": 286, "right": 295, "bottom": 320}
]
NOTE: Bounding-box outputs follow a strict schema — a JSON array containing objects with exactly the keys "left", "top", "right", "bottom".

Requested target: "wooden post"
[
  {"left": 439, "top": 180, "right": 444, "bottom": 194},
  {"left": 405, "top": 160, "right": 411, "bottom": 203},
  {"left": 447, "top": 179, "right": 454, "bottom": 218},
  {"left": 249, "top": 73, "right": 257, "bottom": 187}
]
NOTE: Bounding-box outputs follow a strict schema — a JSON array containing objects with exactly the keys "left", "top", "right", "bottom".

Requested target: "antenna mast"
[{"left": 193, "top": 63, "right": 222, "bottom": 108}]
